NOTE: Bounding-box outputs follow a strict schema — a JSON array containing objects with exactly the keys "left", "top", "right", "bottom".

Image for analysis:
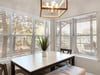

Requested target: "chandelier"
[{"left": 40, "top": 0, "right": 68, "bottom": 18}]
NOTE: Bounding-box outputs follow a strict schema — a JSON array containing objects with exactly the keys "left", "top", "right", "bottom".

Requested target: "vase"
[{"left": 42, "top": 51, "right": 46, "bottom": 57}]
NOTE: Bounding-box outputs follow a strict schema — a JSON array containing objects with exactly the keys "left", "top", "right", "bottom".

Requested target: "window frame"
[
  {"left": 0, "top": 8, "right": 50, "bottom": 58},
  {"left": 55, "top": 20, "right": 72, "bottom": 51},
  {"left": 55, "top": 13, "right": 97, "bottom": 57},
  {"left": 75, "top": 15, "right": 97, "bottom": 56}
]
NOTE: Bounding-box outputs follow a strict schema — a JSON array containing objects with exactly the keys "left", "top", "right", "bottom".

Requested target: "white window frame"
[
  {"left": 74, "top": 15, "right": 97, "bottom": 57},
  {"left": 55, "top": 19, "right": 72, "bottom": 51},
  {"left": 55, "top": 12, "right": 97, "bottom": 57},
  {"left": 0, "top": 8, "right": 50, "bottom": 58}
]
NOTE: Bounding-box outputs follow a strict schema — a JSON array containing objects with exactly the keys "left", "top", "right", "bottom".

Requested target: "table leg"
[
  {"left": 29, "top": 73, "right": 33, "bottom": 75},
  {"left": 71, "top": 56, "right": 75, "bottom": 65},
  {"left": 69, "top": 58, "right": 71, "bottom": 64},
  {"left": 11, "top": 61, "right": 15, "bottom": 75},
  {"left": 50, "top": 66, "right": 55, "bottom": 71}
]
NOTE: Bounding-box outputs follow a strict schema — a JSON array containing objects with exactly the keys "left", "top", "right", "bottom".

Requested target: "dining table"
[{"left": 11, "top": 51, "right": 75, "bottom": 75}]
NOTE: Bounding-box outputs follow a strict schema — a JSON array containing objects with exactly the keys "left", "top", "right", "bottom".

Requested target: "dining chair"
[
  {"left": 60, "top": 48, "right": 72, "bottom": 54},
  {"left": 15, "top": 69, "right": 28, "bottom": 75},
  {"left": 46, "top": 65, "right": 86, "bottom": 75},
  {"left": 0, "top": 63, "right": 28, "bottom": 75},
  {"left": 56, "top": 48, "right": 72, "bottom": 67},
  {"left": 0, "top": 64, "right": 8, "bottom": 75}
]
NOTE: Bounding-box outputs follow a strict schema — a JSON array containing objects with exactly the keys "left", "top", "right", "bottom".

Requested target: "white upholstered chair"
[{"left": 46, "top": 65, "right": 86, "bottom": 75}]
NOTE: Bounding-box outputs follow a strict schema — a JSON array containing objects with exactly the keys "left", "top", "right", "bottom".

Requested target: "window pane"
[
  {"left": 35, "top": 36, "right": 40, "bottom": 50},
  {"left": 0, "top": 10, "right": 10, "bottom": 34},
  {"left": 13, "top": 36, "right": 32, "bottom": 54},
  {"left": 77, "top": 43, "right": 91, "bottom": 52},
  {"left": 61, "top": 22, "right": 70, "bottom": 35},
  {"left": 77, "top": 21, "right": 90, "bottom": 35},
  {"left": 77, "top": 43, "right": 96, "bottom": 56},
  {"left": 61, "top": 21, "right": 71, "bottom": 49},
  {"left": 77, "top": 36, "right": 91, "bottom": 53},
  {"left": 92, "top": 17, "right": 97, "bottom": 52},
  {"left": 55, "top": 23, "right": 60, "bottom": 51},
  {"left": 61, "top": 36, "right": 70, "bottom": 48},
  {"left": 56, "top": 23, "right": 60, "bottom": 35},
  {"left": 92, "top": 36, "right": 97, "bottom": 50},
  {"left": 45, "top": 21, "right": 50, "bottom": 35},
  {"left": 35, "top": 20, "right": 45, "bottom": 35},
  {"left": 93, "top": 20, "right": 96, "bottom": 34},
  {"left": 77, "top": 36, "right": 90, "bottom": 44},
  {"left": 55, "top": 21, "right": 71, "bottom": 50},
  {"left": 12, "top": 14, "right": 33, "bottom": 35},
  {"left": 0, "top": 36, "right": 10, "bottom": 57},
  {"left": 55, "top": 36, "right": 60, "bottom": 50}
]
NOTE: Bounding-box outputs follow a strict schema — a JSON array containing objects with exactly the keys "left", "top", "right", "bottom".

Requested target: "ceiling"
[
  {"left": 0, "top": 0, "right": 71, "bottom": 17},
  {"left": 0, "top": 0, "right": 40, "bottom": 16}
]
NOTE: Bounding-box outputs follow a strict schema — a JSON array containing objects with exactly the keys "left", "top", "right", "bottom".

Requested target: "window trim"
[{"left": 55, "top": 12, "right": 97, "bottom": 57}]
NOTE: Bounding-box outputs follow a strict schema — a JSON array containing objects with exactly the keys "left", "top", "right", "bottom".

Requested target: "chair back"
[
  {"left": 0, "top": 64, "right": 8, "bottom": 75},
  {"left": 60, "top": 48, "right": 72, "bottom": 54}
]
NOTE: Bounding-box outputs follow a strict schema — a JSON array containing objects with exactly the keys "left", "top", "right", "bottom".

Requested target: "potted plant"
[{"left": 38, "top": 36, "right": 49, "bottom": 57}]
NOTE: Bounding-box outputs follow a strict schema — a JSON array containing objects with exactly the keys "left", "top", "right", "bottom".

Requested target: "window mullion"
[
  {"left": 70, "top": 20, "right": 73, "bottom": 49},
  {"left": 31, "top": 17, "right": 35, "bottom": 53},
  {"left": 45, "top": 21, "right": 46, "bottom": 35},
  {"left": 55, "top": 22, "right": 57, "bottom": 50},
  {"left": 73, "top": 19, "right": 77, "bottom": 53},
  {"left": 90, "top": 15, "right": 93, "bottom": 50},
  {"left": 9, "top": 12, "right": 13, "bottom": 57},
  {"left": 59, "top": 22, "right": 61, "bottom": 50}
]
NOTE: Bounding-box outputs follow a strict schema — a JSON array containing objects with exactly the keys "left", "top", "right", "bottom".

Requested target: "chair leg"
[{"left": 4, "top": 64, "right": 8, "bottom": 75}]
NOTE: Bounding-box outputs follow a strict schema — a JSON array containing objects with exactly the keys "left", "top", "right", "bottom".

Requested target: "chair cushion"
[
  {"left": 60, "top": 65, "right": 86, "bottom": 75},
  {"left": 46, "top": 69, "right": 67, "bottom": 75},
  {"left": 46, "top": 65, "right": 86, "bottom": 75}
]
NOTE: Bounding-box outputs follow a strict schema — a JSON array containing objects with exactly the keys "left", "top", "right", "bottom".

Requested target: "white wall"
[{"left": 61, "top": 0, "right": 100, "bottom": 75}]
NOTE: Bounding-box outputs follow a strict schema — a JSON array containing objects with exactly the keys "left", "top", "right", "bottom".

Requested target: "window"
[
  {"left": 12, "top": 14, "right": 33, "bottom": 55},
  {"left": 0, "top": 10, "right": 10, "bottom": 57},
  {"left": 55, "top": 13, "right": 97, "bottom": 57},
  {"left": 34, "top": 19, "right": 50, "bottom": 52},
  {"left": 61, "top": 21, "right": 71, "bottom": 49},
  {"left": 55, "top": 22, "right": 60, "bottom": 51},
  {"left": 55, "top": 20, "right": 71, "bottom": 51},
  {"left": 0, "top": 8, "right": 50, "bottom": 58},
  {"left": 75, "top": 15, "right": 97, "bottom": 56}
]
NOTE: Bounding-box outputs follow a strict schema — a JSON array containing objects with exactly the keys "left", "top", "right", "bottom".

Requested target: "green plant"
[{"left": 38, "top": 36, "right": 49, "bottom": 51}]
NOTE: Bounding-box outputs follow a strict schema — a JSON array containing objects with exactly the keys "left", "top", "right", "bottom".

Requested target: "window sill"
[{"left": 74, "top": 54, "right": 98, "bottom": 61}]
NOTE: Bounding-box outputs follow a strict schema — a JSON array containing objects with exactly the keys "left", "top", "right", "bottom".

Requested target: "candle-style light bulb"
[
  {"left": 46, "top": 2, "right": 49, "bottom": 7},
  {"left": 55, "top": 3, "right": 58, "bottom": 8},
  {"left": 51, "top": 0, "right": 56, "bottom": 7},
  {"left": 50, "top": 6, "right": 54, "bottom": 14}
]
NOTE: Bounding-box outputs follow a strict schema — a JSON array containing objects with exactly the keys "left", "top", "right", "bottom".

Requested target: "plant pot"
[{"left": 42, "top": 51, "right": 46, "bottom": 57}]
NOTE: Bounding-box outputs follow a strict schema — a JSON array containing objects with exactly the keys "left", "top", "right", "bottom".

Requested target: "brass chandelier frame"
[{"left": 40, "top": 0, "right": 68, "bottom": 18}]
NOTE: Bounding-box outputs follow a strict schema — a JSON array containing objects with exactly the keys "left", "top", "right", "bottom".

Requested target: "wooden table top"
[{"left": 11, "top": 51, "right": 74, "bottom": 72}]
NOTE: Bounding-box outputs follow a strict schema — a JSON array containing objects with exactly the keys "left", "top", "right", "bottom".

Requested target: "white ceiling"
[
  {"left": 0, "top": 0, "right": 71, "bottom": 17},
  {"left": 0, "top": 0, "right": 40, "bottom": 16}
]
